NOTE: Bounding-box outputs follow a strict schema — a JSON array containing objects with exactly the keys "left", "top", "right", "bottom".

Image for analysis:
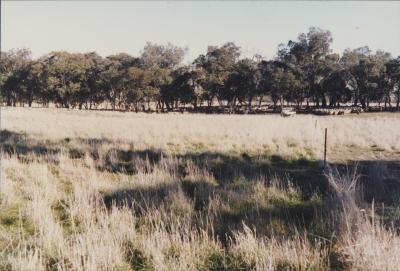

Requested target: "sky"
[{"left": 2, "top": 1, "right": 400, "bottom": 63}]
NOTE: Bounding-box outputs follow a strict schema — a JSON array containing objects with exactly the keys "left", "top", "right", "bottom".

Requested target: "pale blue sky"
[{"left": 2, "top": 1, "right": 400, "bottom": 63}]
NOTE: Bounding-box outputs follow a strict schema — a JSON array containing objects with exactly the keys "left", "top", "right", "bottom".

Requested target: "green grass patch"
[
  {"left": 123, "top": 241, "right": 154, "bottom": 271},
  {"left": 199, "top": 249, "right": 255, "bottom": 271}
]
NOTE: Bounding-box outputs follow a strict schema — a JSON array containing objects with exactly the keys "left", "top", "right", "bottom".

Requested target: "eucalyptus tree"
[
  {"left": 101, "top": 56, "right": 123, "bottom": 110},
  {"left": 141, "top": 42, "right": 187, "bottom": 69},
  {"left": 24, "top": 59, "right": 48, "bottom": 107},
  {"left": 101, "top": 53, "right": 141, "bottom": 110},
  {"left": 278, "top": 27, "right": 333, "bottom": 107},
  {"left": 341, "top": 46, "right": 371, "bottom": 68},
  {"left": 82, "top": 52, "right": 106, "bottom": 109},
  {"left": 1, "top": 30, "right": 398, "bottom": 112},
  {"left": 322, "top": 69, "right": 357, "bottom": 107},
  {"left": 162, "top": 66, "right": 204, "bottom": 110},
  {"left": 269, "top": 66, "right": 287, "bottom": 108},
  {"left": 256, "top": 60, "right": 274, "bottom": 106},
  {"left": 261, "top": 61, "right": 288, "bottom": 108},
  {"left": 343, "top": 48, "right": 390, "bottom": 108},
  {"left": 375, "top": 50, "right": 393, "bottom": 108},
  {"left": 257, "top": 60, "right": 303, "bottom": 108},
  {"left": 0, "top": 49, "right": 32, "bottom": 106},
  {"left": 281, "top": 70, "right": 306, "bottom": 107},
  {"left": 151, "top": 67, "right": 174, "bottom": 111},
  {"left": 184, "top": 68, "right": 205, "bottom": 109},
  {"left": 124, "top": 66, "right": 153, "bottom": 111},
  {"left": 159, "top": 67, "right": 184, "bottom": 110},
  {"left": 385, "top": 57, "right": 400, "bottom": 109},
  {"left": 43, "top": 51, "right": 87, "bottom": 108},
  {"left": 194, "top": 42, "right": 241, "bottom": 108},
  {"left": 223, "top": 58, "right": 259, "bottom": 111},
  {"left": 140, "top": 42, "right": 187, "bottom": 110}
]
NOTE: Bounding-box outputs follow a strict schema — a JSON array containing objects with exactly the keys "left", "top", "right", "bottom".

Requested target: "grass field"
[{"left": 1, "top": 107, "right": 400, "bottom": 270}]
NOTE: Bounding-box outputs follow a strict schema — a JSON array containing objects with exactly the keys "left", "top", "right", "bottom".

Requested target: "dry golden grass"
[
  {"left": 2, "top": 107, "right": 400, "bottom": 161},
  {"left": 0, "top": 107, "right": 399, "bottom": 270}
]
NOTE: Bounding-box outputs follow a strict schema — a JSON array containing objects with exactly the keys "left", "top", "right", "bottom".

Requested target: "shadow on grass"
[
  {"left": 94, "top": 148, "right": 327, "bottom": 200},
  {"left": 330, "top": 161, "right": 400, "bottom": 205},
  {"left": 3, "top": 129, "right": 400, "bottom": 205},
  {"left": 0, "top": 130, "right": 59, "bottom": 163},
  {"left": 3, "top": 129, "right": 400, "bottom": 266},
  {"left": 102, "top": 177, "right": 323, "bottom": 244},
  {"left": 103, "top": 182, "right": 178, "bottom": 211}
]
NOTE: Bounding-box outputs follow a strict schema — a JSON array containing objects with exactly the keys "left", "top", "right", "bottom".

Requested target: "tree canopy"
[{"left": 1, "top": 27, "right": 399, "bottom": 112}]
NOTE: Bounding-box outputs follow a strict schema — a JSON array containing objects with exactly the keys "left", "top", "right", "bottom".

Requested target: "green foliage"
[
  {"left": 199, "top": 249, "right": 255, "bottom": 271},
  {"left": 1, "top": 29, "right": 400, "bottom": 111},
  {"left": 194, "top": 42, "right": 241, "bottom": 106},
  {"left": 322, "top": 70, "right": 357, "bottom": 106}
]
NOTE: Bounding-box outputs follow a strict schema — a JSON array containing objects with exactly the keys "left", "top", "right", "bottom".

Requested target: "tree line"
[{"left": 1, "top": 27, "right": 400, "bottom": 112}]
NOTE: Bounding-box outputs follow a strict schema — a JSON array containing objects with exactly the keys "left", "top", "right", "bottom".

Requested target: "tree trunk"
[
  {"left": 353, "top": 89, "right": 359, "bottom": 106},
  {"left": 248, "top": 95, "right": 252, "bottom": 110},
  {"left": 165, "top": 101, "right": 171, "bottom": 111},
  {"left": 321, "top": 95, "right": 327, "bottom": 107},
  {"left": 360, "top": 97, "right": 366, "bottom": 109},
  {"left": 6, "top": 95, "right": 11, "bottom": 106}
]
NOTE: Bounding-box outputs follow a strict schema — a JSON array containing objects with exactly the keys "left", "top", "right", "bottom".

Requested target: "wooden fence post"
[{"left": 324, "top": 128, "right": 327, "bottom": 168}]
